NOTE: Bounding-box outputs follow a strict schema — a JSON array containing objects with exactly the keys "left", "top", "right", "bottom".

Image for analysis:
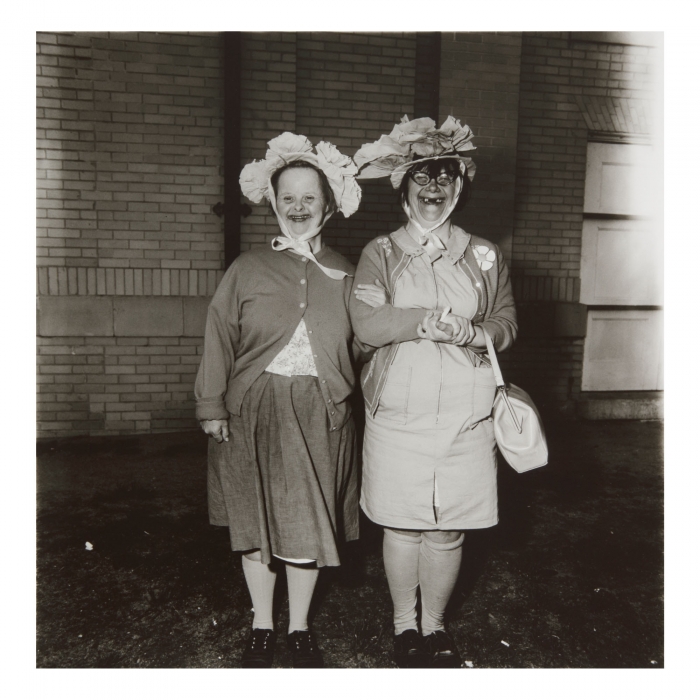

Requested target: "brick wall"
[
  {"left": 37, "top": 31, "right": 659, "bottom": 437},
  {"left": 511, "top": 31, "right": 657, "bottom": 301},
  {"left": 508, "top": 32, "right": 658, "bottom": 413},
  {"left": 238, "top": 32, "right": 297, "bottom": 252},
  {"left": 296, "top": 31, "right": 415, "bottom": 262},
  {"left": 238, "top": 32, "right": 416, "bottom": 263},
  {"left": 36, "top": 31, "right": 225, "bottom": 278},
  {"left": 439, "top": 32, "right": 523, "bottom": 258},
  {"left": 37, "top": 31, "right": 224, "bottom": 438}
]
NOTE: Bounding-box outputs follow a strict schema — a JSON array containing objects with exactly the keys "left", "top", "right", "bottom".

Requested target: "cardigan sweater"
[
  {"left": 195, "top": 245, "right": 364, "bottom": 433},
  {"left": 348, "top": 225, "right": 517, "bottom": 415}
]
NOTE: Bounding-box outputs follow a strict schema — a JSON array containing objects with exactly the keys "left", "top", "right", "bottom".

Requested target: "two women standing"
[{"left": 195, "top": 117, "right": 517, "bottom": 668}]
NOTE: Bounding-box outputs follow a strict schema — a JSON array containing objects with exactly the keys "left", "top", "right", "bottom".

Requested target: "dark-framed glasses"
[{"left": 409, "top": 170, "right": 457, "bottom": 186}]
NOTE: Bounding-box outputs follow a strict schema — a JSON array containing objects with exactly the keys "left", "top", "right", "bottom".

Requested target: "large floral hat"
[
  {"left": 354, "top": 115, "right": 477, "bottom": 189},
  {"left": 239, "top": 132, "right": 361, "bottom": 217}
]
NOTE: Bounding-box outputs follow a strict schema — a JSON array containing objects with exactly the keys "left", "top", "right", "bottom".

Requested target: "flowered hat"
[
  {"left": 239, "top": 133, "right": 360, "bottom": 281},
  {"left": 354, "top": 115, "right": 477, "bottom": 189},
  {"left": 239, "top": 132, "right": 361, "bottom": 217}
]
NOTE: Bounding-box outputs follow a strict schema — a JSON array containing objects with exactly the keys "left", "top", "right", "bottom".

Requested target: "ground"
[{"left": 36, "top": 419, "right": 663, "bottom": 669}]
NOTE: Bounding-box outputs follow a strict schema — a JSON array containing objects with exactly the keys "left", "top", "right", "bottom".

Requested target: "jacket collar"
[{"left": 391, "top": 225, "right": 472, "bottom": 265}]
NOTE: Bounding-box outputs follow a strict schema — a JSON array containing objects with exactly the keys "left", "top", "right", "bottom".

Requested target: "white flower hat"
[
  {"left": 239, "top": 132, "right": 361, "bottom": 217},
  {"left": 239, "top": 133, "right": 362, "bottom": 280}
]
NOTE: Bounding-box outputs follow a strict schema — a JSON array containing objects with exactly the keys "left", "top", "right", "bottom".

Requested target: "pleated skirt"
[{"left": 207, "top": 372, "right": 359, "bottom": 568}]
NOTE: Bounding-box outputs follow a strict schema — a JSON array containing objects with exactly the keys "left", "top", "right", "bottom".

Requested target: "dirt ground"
[{"left": 36, "top": 419, "right": 663, "bottom": 669}]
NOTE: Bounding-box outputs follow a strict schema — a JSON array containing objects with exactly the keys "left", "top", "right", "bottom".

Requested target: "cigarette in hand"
[{"left": 439, "top": 306, "right": 451, "bottom": 323}]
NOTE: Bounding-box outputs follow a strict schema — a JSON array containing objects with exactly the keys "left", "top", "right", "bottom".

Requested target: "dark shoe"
[
  {"left": 423, "top": 630, "right": 463, "bottom": 668},
  {"left": 241, "top": 628, "right": 275, "bottom": 668},
  {"left": 287, "top": 630, "right": 324, "bottom": 668},
  {"left": 393, "top": 629, "right": 427, "bottom": 668}
]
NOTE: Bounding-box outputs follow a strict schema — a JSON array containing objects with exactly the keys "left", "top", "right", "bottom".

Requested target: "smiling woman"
[
  {"left": 349, "top": 116, "right": 517, "bottom": 668},
  {"left": 194, "top": 133, "right": 371, "bottom": 669},
  {"left": 398, "top": 160, "right": 471, "bottom": 231},
  {"left": 270, "top": 164, "right": 335, "bottom": 251}
]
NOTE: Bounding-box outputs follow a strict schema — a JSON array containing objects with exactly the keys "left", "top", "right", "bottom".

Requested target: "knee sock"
[
  {"left": 383, "top": 528, "right": 421, "bottom": 635},
  {"left": 419, "top": 533, "right": 464, "bottom": 635},
  {"left": 241, "top": 551, "right": 277, "bottom": 630},
  {"left": 285, "top": 563, "right": 319, "bottom": 634}
]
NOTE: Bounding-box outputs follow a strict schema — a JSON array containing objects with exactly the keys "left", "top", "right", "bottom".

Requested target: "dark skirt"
[{"left": 207, "top": 372, "right": 359, "bottom": 568}]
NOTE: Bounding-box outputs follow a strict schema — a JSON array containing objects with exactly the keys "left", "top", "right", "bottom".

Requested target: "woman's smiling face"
[
  {"left": 405, "top": 161, "right": 460, "bottom": 229},
  {"left": 275, "top": 167, "right": 326, "bottom": 238}
]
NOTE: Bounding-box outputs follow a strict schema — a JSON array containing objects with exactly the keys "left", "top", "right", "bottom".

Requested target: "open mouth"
[
  {"left": 288, "top": 214, "right": 311, "bottom": 223},
  {"left": 419, "top": 196, "right": 445, "bottom": 206}
]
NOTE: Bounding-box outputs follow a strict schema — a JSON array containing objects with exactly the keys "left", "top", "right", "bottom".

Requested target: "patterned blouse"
[{"left": 265, "top": 318, "right": 318, "bottom": 377}]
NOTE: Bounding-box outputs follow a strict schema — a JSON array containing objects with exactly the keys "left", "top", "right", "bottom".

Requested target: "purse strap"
[
  {"left": 483, "top": 330, "right": 505, "bottom": 388},
  {"left": 483, "top": 329, "right": 523, "bottom": 433}
]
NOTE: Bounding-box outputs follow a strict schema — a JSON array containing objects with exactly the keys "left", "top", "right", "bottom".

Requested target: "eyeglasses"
[{"left": 409, "top": 171, "right": 458, "bottom": 186}]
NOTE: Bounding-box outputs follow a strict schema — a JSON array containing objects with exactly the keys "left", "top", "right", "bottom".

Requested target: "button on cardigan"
[{"left": 195, "top": 245, "right": 365, "bottom": 431}]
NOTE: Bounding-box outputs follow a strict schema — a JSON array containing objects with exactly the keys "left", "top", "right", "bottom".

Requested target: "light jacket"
[{"left": 349, "top": 225, "right": 517, "bottom": 415}]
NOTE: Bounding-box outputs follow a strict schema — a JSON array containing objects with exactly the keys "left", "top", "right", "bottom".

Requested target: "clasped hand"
[{"left": 417, "top": 310, "right": 476, "bottom": 346}]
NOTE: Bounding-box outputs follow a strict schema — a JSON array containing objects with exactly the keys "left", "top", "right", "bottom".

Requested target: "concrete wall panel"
[
  {"left": 38, "top": 297, "right": 114, "bottom": 337},
  {"left": 113, "top": 298, "right": 183, "bottom": 337}
]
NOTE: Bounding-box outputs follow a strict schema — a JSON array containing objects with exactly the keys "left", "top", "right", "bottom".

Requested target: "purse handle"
[
  {"left": 483, "top": 329, "right": 522, "bottom": 433},
  {"left": 483, "top": 329, "right": 505, "bottom": 388}
]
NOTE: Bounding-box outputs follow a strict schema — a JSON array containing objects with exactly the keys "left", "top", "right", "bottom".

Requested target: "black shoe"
[
  {"left": 241, "top": 628, "right": 275, "bottom": 668},
  {"left": 393, "top": 629, "right": 427, "bottom": 668},
  {"left": 287, "top": 630, "right": 324, "bottom": 668},
  {"left": 423, "top": 630, "right": 463, "bottom": 668}
]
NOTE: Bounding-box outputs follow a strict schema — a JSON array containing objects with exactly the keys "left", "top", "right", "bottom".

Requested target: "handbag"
[{"left": 483, "top": 331, "right": 548, "bottom": 473}]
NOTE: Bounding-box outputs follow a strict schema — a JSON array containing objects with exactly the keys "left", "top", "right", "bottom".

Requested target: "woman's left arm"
[{"left": 475, "top": 246, "right": 517, "bottom": 352}]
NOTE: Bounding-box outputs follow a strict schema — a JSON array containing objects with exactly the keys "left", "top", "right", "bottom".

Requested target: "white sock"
[
  {"left": 383, "top": 528, "right": 421, "bottom": 635},
  {"left": 241, "top": 551, "right": 277, "bottom": 630},
  {"left": 285, "top": 563, "right": 319, "bottom": 634},
  {"left": 419, "top": 533, "right": 464, "bottom": 635}
]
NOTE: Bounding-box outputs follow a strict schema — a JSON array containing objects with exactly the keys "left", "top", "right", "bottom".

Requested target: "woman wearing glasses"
[{"left": 349, "top": 117, "right": 517, "bottom": 668}]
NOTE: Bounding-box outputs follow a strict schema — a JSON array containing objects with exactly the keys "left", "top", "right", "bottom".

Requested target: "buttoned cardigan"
[
  {"left": 195, "top": 245, "right": 365, "bottom": 432},
  {"left": 349, "top": 226, "right": 517, "bottom": 416}
]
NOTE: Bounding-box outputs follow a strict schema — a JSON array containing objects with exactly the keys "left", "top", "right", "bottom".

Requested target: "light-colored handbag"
[{"left": 483, "top": 331, "right": 548, "bottom": 473}]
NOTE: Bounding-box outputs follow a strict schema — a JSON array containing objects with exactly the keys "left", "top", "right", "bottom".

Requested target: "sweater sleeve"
[
  {"left": 194, "top": 263, "right": 240, "bottom": 421},
  {"left": 348, "top": 242, "right": 426, "bottom": 349},
  {"left": 476, "top": 245, "right": 518, "bottom": 352}
]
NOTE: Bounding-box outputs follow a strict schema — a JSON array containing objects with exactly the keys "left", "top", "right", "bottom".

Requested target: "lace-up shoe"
[
  {"left": 393, "top": 629, "right": 427, "bottom": 668},
  {"left": 287, "top": 630, "right": 324, "bottom": 668},
  {"left": 423, "top": 630, "right": 463, "bottom": 668},
  {"left": 241, "top": 628, "right": 275, "bottom": 668}
]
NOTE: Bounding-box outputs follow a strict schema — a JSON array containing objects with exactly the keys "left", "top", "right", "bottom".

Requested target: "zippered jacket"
[{"left": 349, "top": 225, "right": 517, "bottom": 415}]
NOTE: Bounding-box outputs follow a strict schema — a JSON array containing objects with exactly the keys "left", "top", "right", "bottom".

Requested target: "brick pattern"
[
  {"left": 238, "top": 32, "right": 416, "bottom": 262},
  {"left": 575, "top": 95, "right": 653, "bottom": 135},
  {"left": 36, "top": 32, "right": 225, "bottom": 273},
  {"left": 37, "top": 266, "right": 223, "bottom": 296},
  {"left": 414, "top": 33, "right": 441, "bottom": 123},
  {"left": 510, "top": 32, "right": 658, "bottom": 302},
  {"left": 239, "top": 33, "right": 297, "bottom": 252},
  {"left": 500, "top": 338, "right": 585, "bottom": 417},
  {"left": 37, "top": 336, "right": 202, "bottom": 437},
  {"left": 439, "top": 33, "right": 523, "bottom": 256},
  {"left": 297, "top": 32, "right": 416, "bottom": 263}
]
